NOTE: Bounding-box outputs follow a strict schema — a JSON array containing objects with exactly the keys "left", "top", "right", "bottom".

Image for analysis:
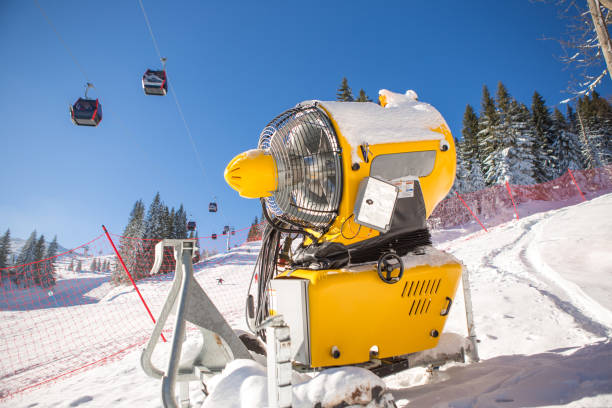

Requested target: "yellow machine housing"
[
  {"left": 271, "top": 254, "right": 461, "bottom": 367},
  {"left": 225, "top": 90, "right": 462, "bottom": 368}
]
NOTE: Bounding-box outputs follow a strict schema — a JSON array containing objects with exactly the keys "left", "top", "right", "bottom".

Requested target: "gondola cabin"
[
  {"left": 187, "top": 221, "right": 196, "bottom": 231},
  {"left": 142, "top": 69, "right": 168, "bottom": 96},
  {"left": 231, "top": 229, "right": 235, "bottom": 236},
  {"left": 222, "top": 225, "right": 229, "bottom": 235},
  {"left": 70, "top": 98, "right": 102, "bottom": 126},
  {"left": 208, "top": 202, "right": 217, "bottom": 213},
  {"left": 211, "top": 233, "right": 217, "bottom": 240}
]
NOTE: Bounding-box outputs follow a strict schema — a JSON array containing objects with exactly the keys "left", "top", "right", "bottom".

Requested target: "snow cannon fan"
[{"left": 225, "top": 90, "right": 466, "bottom": 371}]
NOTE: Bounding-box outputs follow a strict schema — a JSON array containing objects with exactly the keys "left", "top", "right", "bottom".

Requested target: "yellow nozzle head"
[{"left": 224, "top": 149, "right": 278, "bottom": 198}]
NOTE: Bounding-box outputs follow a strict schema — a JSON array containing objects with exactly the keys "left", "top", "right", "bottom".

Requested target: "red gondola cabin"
[{"left": 70, "top": 98, "right": 102, "bottom": 126}]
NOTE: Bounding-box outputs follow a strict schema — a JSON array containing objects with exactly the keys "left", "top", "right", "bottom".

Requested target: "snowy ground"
[{"left": 2, "top": 194, "right": 611, "bottom": 407}]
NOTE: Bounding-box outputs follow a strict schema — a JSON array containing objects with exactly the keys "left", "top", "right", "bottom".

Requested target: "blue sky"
[{"left": 0, "top": 0, "right": 610, "bottom": 249}]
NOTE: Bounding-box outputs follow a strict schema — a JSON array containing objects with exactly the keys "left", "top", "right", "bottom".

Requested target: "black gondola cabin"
[
  {"left": 187, "top": 221, "right": 196, "bottom": 231},
  {"left": 142, "top": 69, "right": 168, "bottom": 96},
  {"left": 211, "top": 233, "right": 217, "bottom": 240},
  {"left": 209, "top": 202, "right": 217, "bottom": 212},
  {"left": 70, "top": 98, "right": 102, "bottom": 126}
]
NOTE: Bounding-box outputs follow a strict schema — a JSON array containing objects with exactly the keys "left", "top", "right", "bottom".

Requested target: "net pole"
[
  {"left": 102, "top": 225, "right": 166, "bottom": 342},
  {"left": 455, "top": 192, "right": 488, "bottom": 232},
  {"left": 567, "top": 169, "right": 586, "bottom": 202},
  {"left": 505, "top": 181, "right": 519, "bottom": 220}
]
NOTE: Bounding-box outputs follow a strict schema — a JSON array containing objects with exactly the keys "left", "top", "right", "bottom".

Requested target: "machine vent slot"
[
  {"left": 408, "top": 298, "right": 432, "bottom": 316},
  {"left": 402, "top": 278, "right": 442, "bottom": 298}
]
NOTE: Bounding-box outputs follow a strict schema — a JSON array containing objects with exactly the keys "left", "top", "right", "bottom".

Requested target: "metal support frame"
[
  {"left": 140, "top": 239, "right": 252, "bottom": 408},
  {"left": 461, "top": 265, "right": 480, "bottom": 362},
  {"left": 259, "top": 315, "right": 293, "bottom": 408}
]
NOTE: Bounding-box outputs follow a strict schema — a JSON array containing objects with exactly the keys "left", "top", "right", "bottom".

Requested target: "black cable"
[
  {"left": 340, "top": 214, "right": 361, "bottom": 240},
  {"left": 260, "top": 200, "right": 318, "bottom": 242}
]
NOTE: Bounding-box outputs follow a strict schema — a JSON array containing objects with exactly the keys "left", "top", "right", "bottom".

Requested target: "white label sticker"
[{"left": 392, "top": 177, "right": 417, "bottom": 198}]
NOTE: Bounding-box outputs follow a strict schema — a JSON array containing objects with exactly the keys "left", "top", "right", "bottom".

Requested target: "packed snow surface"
[
  {"left": 3, "top": 194, "right": 612, "bottom": 407},
  {"left": 314, "top": 89, "right": 447, "bottom": 164}
]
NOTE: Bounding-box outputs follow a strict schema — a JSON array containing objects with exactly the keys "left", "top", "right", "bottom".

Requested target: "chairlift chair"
[{"left": 70, "top": 83, "right": 102, "bottom": 126}]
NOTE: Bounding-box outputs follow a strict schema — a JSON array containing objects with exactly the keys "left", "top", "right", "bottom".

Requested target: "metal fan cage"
[{"left": 258, "top": 104, "right": 343, "bottom": 231}]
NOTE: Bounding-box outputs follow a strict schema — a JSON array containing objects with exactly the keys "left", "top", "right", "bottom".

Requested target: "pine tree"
[
  {"left": 355, "top": 89, "right": 371, "bottom": 102},
  {"left": 31, "top": 235, "right": 46, "bottom": 285},
  {"left": 173, "top": 205, "right": 188, "bottom": 239},
  {"left": 76, "top": 260, "right": 82, "bottom": 272},
  {"left": 167, "top": 207, "right": 176, "bottom": 238},
  {"left": 565, "top": 105, "right": 588, "bottom": 169},
  {"left": 46, "top": 236, "right": 58, "bottom": 259},
  {"left": 577, "top": 91, "right": 612, "bottom": 166},
  {"left": 452, "top": 140, "right": 471, "bottom": 194},
  {"left": 112, "top": 199, "right": 146, "bottom": 284},
  {"left": 336, "top": 77, "right": 354, "bottom": 102},
  {"left": 461, "top": 104, "right": 480, "bottom": 171},
  {"left": 469, "top": 160, "right": 487, "bottom": 192},
  {"left": 69, "top": 258, "right": 74, "bottom": 271},
  {"left": 551, "top": 107, "right": 583, "bottom": 175},
  {"left": 90, "top": 258, "right": 97, "bottom": 271},
  {"left": 531, "top": 91, "right": 556, "bottom": 182},
  {"left": 507, "top": 102, "right": 537, "bottom": 185},
  {"left": 0, "top": 229, "right": 11, "bottom": 282},
  {"left": 161, "top": 205, "right": 171, "bottom": 239},
  {"left": 144, "top": 193, "right": 165, "bottom": 240},
  {"left": 15, "top": 231, "right": 38, "bottom": 287},
  {"left": 477, "top": 85, "right": 500, "bottom": 183}
]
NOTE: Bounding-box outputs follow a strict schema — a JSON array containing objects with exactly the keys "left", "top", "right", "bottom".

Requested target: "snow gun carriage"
[{"left": 140, "top": 90, "right": 479, "bottom": 407}]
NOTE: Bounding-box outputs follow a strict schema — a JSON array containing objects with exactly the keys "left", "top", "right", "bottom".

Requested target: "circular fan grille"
[{"left": 258, "top": 104, "right": 343, "bottom": 231}]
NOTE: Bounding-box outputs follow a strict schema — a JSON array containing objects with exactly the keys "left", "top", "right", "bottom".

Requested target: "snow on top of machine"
[
  {"left": 343, "top": 245, "right": 460, "bottom": 273},
  {"left": 312, "top": 89, "right": 448, "bottom": 163}
]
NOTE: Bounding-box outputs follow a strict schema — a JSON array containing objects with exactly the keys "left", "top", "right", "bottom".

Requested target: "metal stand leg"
[
  {"left": 462, "top": 266, "right": 480, "bottom": 362},
  {"left": 140, "top": 239, "right": 253, "bottom": 408},
  {"left": 260, "top": 316, "right": 292, "bottom": 408}
]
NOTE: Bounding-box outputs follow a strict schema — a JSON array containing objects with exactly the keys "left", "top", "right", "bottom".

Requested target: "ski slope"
[{"left": 3, "top": 194, "right": 612, "bottom": 408}]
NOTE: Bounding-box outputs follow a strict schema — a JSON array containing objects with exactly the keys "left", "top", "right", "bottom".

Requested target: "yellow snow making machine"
[{"left": 225, "top": 89, "right": 475, "bottom": 373}]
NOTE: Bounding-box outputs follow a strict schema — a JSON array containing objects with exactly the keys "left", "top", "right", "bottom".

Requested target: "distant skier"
[{"left": 216, "top": 277, "right": 224, "bottom": 285}]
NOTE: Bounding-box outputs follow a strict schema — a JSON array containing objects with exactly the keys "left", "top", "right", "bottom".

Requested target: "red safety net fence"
[
  {"left": 1, "top": 166, "right": 611, "bottom": 402},
  {"left": 428, "top": 165, "right": 612, "bottom": 231},
  {"left": 0, "top": 222, "right": 264, "bottom": 402}
]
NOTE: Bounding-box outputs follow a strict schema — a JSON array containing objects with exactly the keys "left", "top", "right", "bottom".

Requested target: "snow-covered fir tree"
[
  {"left": 15, "top": 231, "right": 38, "bottom": 287},
  {"left": 68, "top": 258, "right": 74, "bottom": 271},
  {"left": 32, "top": 235, "right": 46, "bottom": 286},
  {"left": 0, "top": 229, "right": 11, "bottom": 282},
  {"left": 577, "top": 91, "right": 612, "bottom": 167},
  {"left": 173, "top": 205, "right": 188, "bottom": 239},
  {"left": 452, "top": 140, "right": 471, "bottom": 193},
  {"left": 551, "top": 107, "right": 583, "bottom": 175},
  {"left": 355, "top": 89, "right": 371, "bottom": 102},
  {"left": 76, "top": 260, "right": 82, "bottom": 272},
  {"left": 461, "top": 104, "right": 480, "bottom": 172},
  {"left": 468, "top": 160, "right": 487, "bottom": 192},
  {"left": 112, "top": 199, "right": 145, "bottom": 284},
  {"left": 506, "top": 101, "right": 537, "bottom": 185},
  {"left": 336, "top": 77, "right": 354, "bottom": 102},
  {"left": 531, "top": 91, "right": 556, "bottom": 181},
  {"left": 477, "top": 85, "right": 499, "bottom": 183},
  {"left": 144, "top": 193, "right": 166, "bottom": 240},
  {"left": 483, "top": 83, "right": 515, "bottom": 185}
]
